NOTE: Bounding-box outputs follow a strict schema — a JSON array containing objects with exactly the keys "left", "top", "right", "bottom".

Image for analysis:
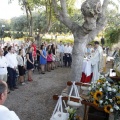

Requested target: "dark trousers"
[
  {"left": 64, "top": 53, "right": 70, "bottom": 67},
  {"left": 7, "top": 67, "right": 16, "bottom": 89}
]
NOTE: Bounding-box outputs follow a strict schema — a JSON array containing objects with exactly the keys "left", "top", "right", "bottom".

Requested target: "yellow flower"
[
  {"left": 93, "top": 100, "right": 99, "bottom": 106},
  {"left": 117, "top": 100, "right": 120, "bottom": 105},
  {"left": 97, "top": 80, "right": 103, "bottom": 83},
  {"left": 116, "top": 96, "right": 120, "bottom": 100},
  {"left": 90, "top": 92, "right": 94, "bottom": 96},
  {"left": 93, "top": 91, "right": 103, "bottom": 100},
  {"left": 104, "top": 105, "right": 112, "bottom": 114}
]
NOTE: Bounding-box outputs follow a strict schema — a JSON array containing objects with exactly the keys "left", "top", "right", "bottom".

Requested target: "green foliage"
[
  {"left": 105, "top": 9, "right": 120, "bottom": 46},
  {"left": 33, "top": 12, "right": 47, "bottom": 32},
  {"left": 105, "top": 28, "right": 120, "bottom": 46},
  {"left": 42, "top": 37, "right": 73, "bottom": 43},
  {"left": 3, "top": 32, "right": 11, "bottom": 38},
  {"left": 0, "top": 20, "right": 10, "bottom": 31},
  {"left": 12, "top": 32, "right": 25, "bottom": 39},
  {"left": 11, "top": 16, "right": 28, "bottom": 31}
]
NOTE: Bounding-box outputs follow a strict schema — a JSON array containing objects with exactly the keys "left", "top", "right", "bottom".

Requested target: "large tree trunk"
[
  {"left": 22, "top": 0, "right": 33, "bottom": 37},
  {"left": 28, "top": 6, "right": 33, "bottom": 37},
  {"left": 72, "top": 32, "right": 88, "bottom": 81}
]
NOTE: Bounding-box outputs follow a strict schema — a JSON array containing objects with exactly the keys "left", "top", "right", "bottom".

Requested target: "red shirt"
[{"left": 32, "top": 44, "right": 36, "bottom": 57}]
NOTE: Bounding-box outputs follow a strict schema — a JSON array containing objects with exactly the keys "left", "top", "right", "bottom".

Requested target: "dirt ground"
[
  {"left": 5, "top": 67, "right": 74, "bottom": 120},
  {"left": 4, "top": 67, "right": 115, "bottom": 120}
]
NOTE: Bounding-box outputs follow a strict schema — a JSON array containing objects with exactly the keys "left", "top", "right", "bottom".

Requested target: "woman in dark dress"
[
  {"left": 26, "top": 47, "right": 34, "bottom": 81},
  {"left": 51, "top": 44, "right": 56, "bottom": 69}
]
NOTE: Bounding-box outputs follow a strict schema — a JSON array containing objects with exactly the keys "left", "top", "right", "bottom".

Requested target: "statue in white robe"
[
  {"left": 90, "top": 49, "right": 100, "bottom": 83},
  {"left": 98, "top": 45, "right": 103, "bottom": 72}
]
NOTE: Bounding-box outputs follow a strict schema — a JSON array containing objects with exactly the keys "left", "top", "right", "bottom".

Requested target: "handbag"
[
  {"left": 67, "top": 82, "right": 82, "bottom": 108},
  {"left": 80, "top": 83, "right": 91, "bottom": 91},
  {"left": 50, "top": 96, "right": 69, "bottom": 120}
]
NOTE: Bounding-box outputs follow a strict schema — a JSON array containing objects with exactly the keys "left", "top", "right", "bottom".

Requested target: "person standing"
[
  {"left": 26, "top": 47, "right": 34, "bottom": 81},
  {"left": 58, "top": 41, "right": 64, "bottom": 67},
  {"left": 5, "top": 46, "right": 18, "bottom": 91},
  {"left": 51, "top": 44, "right": 56, "bottom": 69},
  {"left": 31, "top": 41, "right": 37, "bottom": 60},
  {"left": 40, "top": 45, "right": 47, "bottom": 74},
  {"left": 0, "top": 48, "right": 8, "bottom": 82},
  {"left": 0, "top": 81, "right": 20, "bottom": 120},
  {"left": 64, "top": 43, "right": 71, "bottom": 67},
  {"left": 17, "top": 49, "right": 26, "bottom": 85},
  {"left": 3, "top": 46, "right": 8, "bottom": 56},
  {"left": 36, "top": 46, "right": 41, "bottom": 71}
]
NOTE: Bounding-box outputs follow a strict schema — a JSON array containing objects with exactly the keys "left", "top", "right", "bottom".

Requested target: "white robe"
[
  {"left": 0, "top": 105, "right": 20, "bottom": 120},
  {"left": 98, "top": 46, "right": 103, "bottom": 71},
  {"left": 90, "top": 49, "right": 100, "bottom": 83}
]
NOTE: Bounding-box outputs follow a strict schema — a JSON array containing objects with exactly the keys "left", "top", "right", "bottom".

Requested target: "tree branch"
[
  {"left": 88, "top": 0, "right": 109, "bottom": 42},
  {"left": 60, "top": 0, "right": 67, "bottom": 16},
  {"left": 52, "top": 0, "right": 78, "bottom": 30},
  {"left": 102, "top": 0, "right": 109, "bottom": 16},
  {"left": 52, "top": 0, "right": 59, "bottom": 16}
]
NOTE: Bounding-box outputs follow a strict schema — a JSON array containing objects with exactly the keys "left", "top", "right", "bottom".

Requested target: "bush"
[{"left": 42, "top": 38, "right": 74, "bottom": 43}]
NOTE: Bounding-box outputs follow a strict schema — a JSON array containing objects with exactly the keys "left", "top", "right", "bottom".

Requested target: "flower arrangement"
[
  {"left": 88, "top": 76, "right": 120, "bottom": 120},
  {"left": 66, "top": 106, "right": 76, "bottom": 120},
  {"left": 65, "top": 106, "right": 82, "bottom": 120}
]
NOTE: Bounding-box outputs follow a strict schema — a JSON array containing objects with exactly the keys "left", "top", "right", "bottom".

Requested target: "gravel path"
[{"left": 5, "top": 67, "right": 73, "bottom": 120}]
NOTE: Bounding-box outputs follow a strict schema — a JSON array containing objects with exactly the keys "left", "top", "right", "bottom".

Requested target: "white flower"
[
  {"left": 88, "top": 87, "right": 92, "bottom": 91},
  {"left": 105, "top": 96, "right": 108, "bottom": 99},
  {"left": 107, "top": 83, "right": 111, "bottom": 86},
  {"left": 65, "top": 106, "right": 70, "bottom": 111},
  {"left": 103, "top": 83, "right": 106, "bottom": 87},
  {"left": 105, "top": 101, "right": 108, "bottom": 104},
  {"left": 97, "top": 82, "right": 100, "bottom": 85},
  {"left": 109, "top": 99, "right": 113, "bottom": 103},
  {"left": 106, "top": 81, "right": 109, "bottom": 84},
  {"left": 110, "top": 108, "right": 113, "bottom": 112},
  {"left": 99, "top": 100, "right": 103, "bottom": 104},
  {"left": 107, "top": 87, "right": 112, "bottom": 91},
  {"left": 94, "top": 81, "right": 97, "bottom": 84},
  {"left": 112, "top": 88, "right": 117, "bottom": 92},
  {"left": 99, "top": 88, "right": 103, "bottom": 92},
  {"left": 114, "top": 105, "right": 119, "bottom": 110}
]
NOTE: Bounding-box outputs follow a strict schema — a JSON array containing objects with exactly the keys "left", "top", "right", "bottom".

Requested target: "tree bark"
[
  {"left": 28, "top": 5, "right": 33, "bottom": 36},
  {"left": 22, "top": 0, "right": 33, "bottom": 37}
]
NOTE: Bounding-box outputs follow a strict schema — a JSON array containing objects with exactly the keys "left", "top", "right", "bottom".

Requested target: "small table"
[
  {"left": 81, "top": 100, "right": 107, "bottom": 120},
  {"left": 110, "top": 76, "right": 120, "bottom": 81}
]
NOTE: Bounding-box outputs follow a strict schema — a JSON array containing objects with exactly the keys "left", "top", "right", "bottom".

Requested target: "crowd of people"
[
  {"left": 0, "top": 40, "right": 73, "bottom": 92},
  {"left": 0, "top": 38, "right": 120, "bottom": 120}
]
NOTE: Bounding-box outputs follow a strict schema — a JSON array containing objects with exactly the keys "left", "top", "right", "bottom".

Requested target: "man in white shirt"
[
  {"left": 0, "top": 81, "right": 20, "bottom": 120},
  {"left": 0, "top": 48, "right": 8, "bottom": 82},
  {"left": 5, "top": 46, "right": 18, "bottom": 91},
  {"left": 58, "top": 41, "right": 64, "bottom": 67}
]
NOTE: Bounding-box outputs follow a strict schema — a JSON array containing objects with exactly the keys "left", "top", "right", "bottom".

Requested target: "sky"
[
  {"left": 0, "top": 0, "right": 24, "bottom": 19},
  {"left": 0, "top": 0, "right": 119, "bottom": 20}
]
